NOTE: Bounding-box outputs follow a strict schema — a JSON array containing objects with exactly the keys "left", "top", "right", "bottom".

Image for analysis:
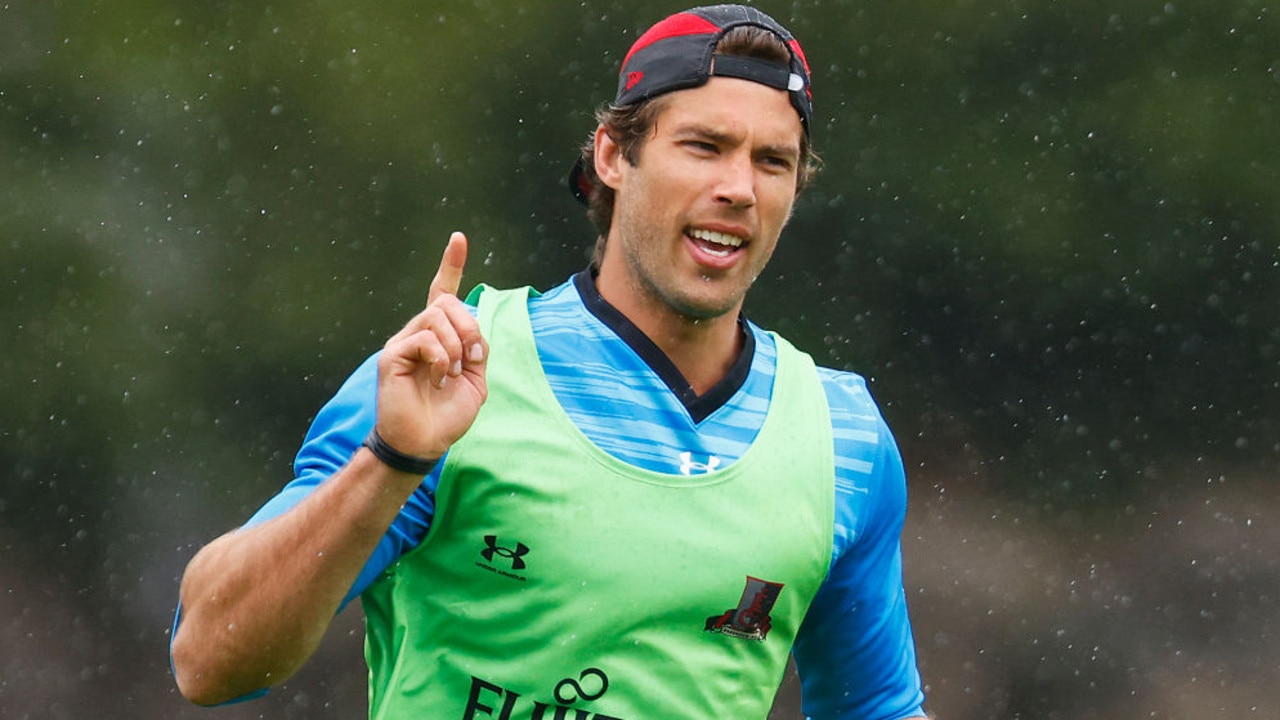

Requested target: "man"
[{"left": 171, "top": 5, "right": 927, "bottom": 719}]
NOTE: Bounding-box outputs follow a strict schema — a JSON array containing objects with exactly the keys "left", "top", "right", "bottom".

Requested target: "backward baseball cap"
[{"left": 568, "top": 4, "right": 813, "bottom": 204}]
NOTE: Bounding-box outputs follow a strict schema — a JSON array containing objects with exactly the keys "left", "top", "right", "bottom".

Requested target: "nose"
[{"left": 714, "top": 152, "right": 756, "bottom": 208}]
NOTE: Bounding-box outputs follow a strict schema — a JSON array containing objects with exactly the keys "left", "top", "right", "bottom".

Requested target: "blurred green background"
[{"left": 2, "top": 1, "right": 1276, "bottom": 718}]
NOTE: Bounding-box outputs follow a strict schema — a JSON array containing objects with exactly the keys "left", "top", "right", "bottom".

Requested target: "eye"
[
  {"left": 759, "top": 154, "right": 795, "bottom": 173},
  {"left": 683, "top": 140, "right": 719, "bottom": 155}
]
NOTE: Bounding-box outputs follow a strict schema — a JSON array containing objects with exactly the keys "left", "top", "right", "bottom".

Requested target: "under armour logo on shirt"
[
  {"left": 679, "top": 452, "right": 722, "bottom": 476},
  {"left": 481, "top": 535, "right": 530, "bottom": 570}
]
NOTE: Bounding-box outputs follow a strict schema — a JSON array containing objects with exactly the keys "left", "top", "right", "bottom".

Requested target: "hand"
[{"left": 374, "top": 231, "right": 488, "bottom": 461}]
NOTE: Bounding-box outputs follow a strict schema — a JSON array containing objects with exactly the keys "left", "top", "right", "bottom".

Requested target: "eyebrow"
[{"left": 672, "top": 123, "right": 801, "bottom": 161}]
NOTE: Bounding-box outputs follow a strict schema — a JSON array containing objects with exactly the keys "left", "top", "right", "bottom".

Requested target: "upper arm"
[{"left": 793, "top": 371, "right": 924, "bottom": 719}]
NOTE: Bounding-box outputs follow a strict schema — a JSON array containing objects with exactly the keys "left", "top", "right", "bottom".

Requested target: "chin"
[{"left": 670, "top": 294, "right": 741, "bottom": 322}]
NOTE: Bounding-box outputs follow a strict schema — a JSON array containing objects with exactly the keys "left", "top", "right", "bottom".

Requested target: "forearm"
[
  {"left": 172, "top": 234, "right": 486, "bottom": 705},
  {"left": 171, "top": 449, "right": 425, "bottom": 705}
]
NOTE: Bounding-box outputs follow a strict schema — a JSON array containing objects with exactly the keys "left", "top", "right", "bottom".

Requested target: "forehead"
[{"left": 653, "top": 77, "right": 803, "bottom": 147}]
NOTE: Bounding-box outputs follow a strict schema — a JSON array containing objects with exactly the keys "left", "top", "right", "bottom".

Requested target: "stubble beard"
[
  {"left": 619, "top": 221, "right": 747, "bottom": 324},
  {"left": 610, "top": 180, "right": 761, "bottom": 324}
]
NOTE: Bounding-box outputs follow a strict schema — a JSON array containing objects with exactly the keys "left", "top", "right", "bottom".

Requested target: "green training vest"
[{"left": 362, "top": 286, "right": 834, "bottom": 720}]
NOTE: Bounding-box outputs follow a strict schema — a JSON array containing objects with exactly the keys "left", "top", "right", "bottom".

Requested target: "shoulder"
[
  {"left": 814, "top": 365, "right": 878, "bottom": 417},
  {"left": 525, "top": 276, "right": 584, "bottom": 316},
  {"left": 742, "top": 324, "right": 888, "bottom": 433},
  {"left": 477, "top": 276, "right": 584, "bottom": 330},
  {"left": 812, "top": 362, "right": 904, "bottom": 490},
  {"left": 812, "top": 364, "right": 900, "bottom": 460}
]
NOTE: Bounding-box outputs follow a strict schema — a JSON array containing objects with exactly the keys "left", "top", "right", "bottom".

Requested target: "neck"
[
  {"left": 593, "top": 270, "right": 744, "bottom": 396},
  {"left": 641, "top": 308, "right": 744, "bottom": 397}
]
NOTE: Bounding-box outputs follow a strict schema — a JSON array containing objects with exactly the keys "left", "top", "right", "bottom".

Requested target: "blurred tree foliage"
[{"left": 1, "top": 0, "right": 1277, "bottom": 711}]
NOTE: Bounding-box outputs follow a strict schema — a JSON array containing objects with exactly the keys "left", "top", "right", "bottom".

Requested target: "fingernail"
[
  {"left": 450, "top": 359, "right": 462, "bottom": 376},
  {"left": 436, "top": 375, "right": 448, "bottom": 389},
  {"left": 469, "top": 344, "right": 484, "bottom": 362}
]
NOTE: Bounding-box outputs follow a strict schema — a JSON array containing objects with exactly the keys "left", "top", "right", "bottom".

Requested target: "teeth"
[{"left": 689, "top": 228, "right": 745, "bottom": 248}]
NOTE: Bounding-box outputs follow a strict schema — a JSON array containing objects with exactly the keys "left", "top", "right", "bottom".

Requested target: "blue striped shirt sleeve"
[{"left": 792, "top": 369, "right": 925, "bottom": 720}]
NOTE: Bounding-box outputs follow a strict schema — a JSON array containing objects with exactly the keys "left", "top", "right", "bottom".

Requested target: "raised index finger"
[{"left": 427, "top": 231, "right": 468, "bottom": 305}]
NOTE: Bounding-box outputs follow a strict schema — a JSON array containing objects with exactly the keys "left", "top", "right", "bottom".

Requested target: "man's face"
[{"left": 597, "top": 76, "right": 802, "bottom": 323}]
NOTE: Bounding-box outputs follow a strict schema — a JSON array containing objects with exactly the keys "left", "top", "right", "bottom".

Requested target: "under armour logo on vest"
[
  {"left": 679, "top": 451, "right": 722, "bottom": 476},
  {"left": 481, "top": 534, "right": 530, "bottom": 570}
]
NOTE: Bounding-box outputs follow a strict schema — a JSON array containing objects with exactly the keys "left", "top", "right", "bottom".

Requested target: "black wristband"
[{"left": 362, "top": 428, "right": 439, "bottom": 476}]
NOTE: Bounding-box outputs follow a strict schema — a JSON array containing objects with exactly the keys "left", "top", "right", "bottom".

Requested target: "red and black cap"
[
  {"left": 570, "top": 4, "right": 813, "bottom": 203},
  {"left": 615, "top": 5, "right": 812, "bottom": 133}
]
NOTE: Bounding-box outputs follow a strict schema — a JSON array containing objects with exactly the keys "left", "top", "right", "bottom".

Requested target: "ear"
[{"left": 593, "top": 125, "right": 626, "bottom": 192}]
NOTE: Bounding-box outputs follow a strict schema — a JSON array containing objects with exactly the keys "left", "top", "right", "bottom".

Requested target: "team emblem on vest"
[{"left": 704, "top": 576, "right": 784, "bottom": 642}]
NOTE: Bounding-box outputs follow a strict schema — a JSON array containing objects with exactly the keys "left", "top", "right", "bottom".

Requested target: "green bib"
[{"left": 362, "top": 286, "right": 834, "bottom": 720}]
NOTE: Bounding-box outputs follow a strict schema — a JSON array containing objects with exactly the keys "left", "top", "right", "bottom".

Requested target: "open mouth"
[{"left": 687, "top": 228, "right": 747, "bottom": 258}]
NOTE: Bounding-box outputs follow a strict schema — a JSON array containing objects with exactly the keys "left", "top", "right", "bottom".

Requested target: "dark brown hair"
[{"left": 579, "top": 25, "right": 821, "bottom": 259}]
